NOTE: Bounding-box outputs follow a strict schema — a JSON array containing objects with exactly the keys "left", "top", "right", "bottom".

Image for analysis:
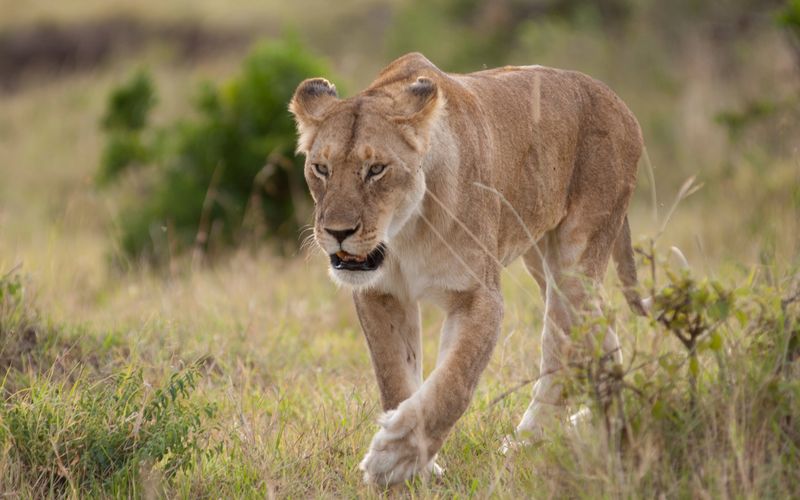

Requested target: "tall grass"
[
  {"left": 0, "top": 0, "right": 798, "bottom": 496},
  {"left": 1, "top": 244, "right": 798, "bottom": 496}
]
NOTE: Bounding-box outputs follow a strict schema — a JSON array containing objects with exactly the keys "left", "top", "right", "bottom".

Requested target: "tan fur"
[{"left": 290, "top": 53, "right": 645, "bottom": 485}]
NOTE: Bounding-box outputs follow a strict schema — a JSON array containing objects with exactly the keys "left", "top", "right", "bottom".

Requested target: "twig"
[
  {"left": 487, "top": 377, "right": 539, "bottom": 408},
  {"left": 486, "top": 366, "right": 564, "bottom": 408}
]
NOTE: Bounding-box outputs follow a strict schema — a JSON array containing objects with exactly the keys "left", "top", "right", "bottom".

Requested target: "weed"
[{"left": 0, "top": 363, "right": 217, "bottom": 495}]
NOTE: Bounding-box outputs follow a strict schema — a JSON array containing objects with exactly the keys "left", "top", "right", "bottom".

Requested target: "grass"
[
  {"left": 1, "top": 0, "right": 799, "bottom": 497},
  {"left": 1, "top": 238, "right": 798, "bottom": 497}
]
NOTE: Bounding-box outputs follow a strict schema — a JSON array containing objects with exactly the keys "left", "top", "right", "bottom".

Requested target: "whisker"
[
  {"left": 299, "top": 231, "right": 314, "bottom": 247},
  {"left": 298, "top": 225, "right": 315, "bottom": 239},
  {"left": 303, "top": 238, "right": 319, "bottom": 254},
  {"left": 299, "top": 232, "right": 324, "bottom": 263}
]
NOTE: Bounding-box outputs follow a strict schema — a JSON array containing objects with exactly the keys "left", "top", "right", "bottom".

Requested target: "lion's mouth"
[{"left": 329, "top": 243, "right": 386, "bottom": 271}]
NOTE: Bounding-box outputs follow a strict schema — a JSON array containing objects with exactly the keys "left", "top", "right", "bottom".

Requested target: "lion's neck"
[
  {"left": 421, "top": 115, "right": 463, "bottom": 214},
  {"left": 380, "top": 108, "right": 497, "bottom": 300}
]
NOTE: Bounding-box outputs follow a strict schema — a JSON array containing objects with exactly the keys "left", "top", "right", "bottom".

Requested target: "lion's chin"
[{"left": 328, "top": 266, "right": 385, "bottom": 288}]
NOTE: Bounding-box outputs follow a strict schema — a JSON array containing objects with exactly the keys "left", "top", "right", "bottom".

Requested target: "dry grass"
[{"left": 0, "top": 1, "right": 799, "bottom": 497}]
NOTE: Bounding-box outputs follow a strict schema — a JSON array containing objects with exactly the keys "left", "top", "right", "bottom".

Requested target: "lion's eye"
[
  {"left": 312, "top": 163, "right": 329, "bottom": 177},
  {"left": 367, "top": 164, "right": 387, "bottom": 179}
]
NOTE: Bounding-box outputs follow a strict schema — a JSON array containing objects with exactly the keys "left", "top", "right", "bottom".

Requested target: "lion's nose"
[{"left": 325, "top": 224, "right": 360, "bottom": 244}]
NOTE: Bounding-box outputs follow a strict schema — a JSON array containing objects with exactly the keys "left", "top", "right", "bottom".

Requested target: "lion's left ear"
[
  {"left": 289, "top": 78, "right": 339, "bottom": 153},
  {"left": 392, "top": 77, "right": 444, "bottom": 151}
]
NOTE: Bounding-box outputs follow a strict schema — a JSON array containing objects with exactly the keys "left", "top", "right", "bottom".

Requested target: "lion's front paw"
[{"left": 359, "top": 402, "right": 438, "bottom": 486}]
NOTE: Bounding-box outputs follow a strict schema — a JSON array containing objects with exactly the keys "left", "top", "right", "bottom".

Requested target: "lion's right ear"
[
  {"left": 289, "top": 78, "right": 339, "bottom": 153},
  {"left": 391, "top": 77, "right": 444, "bottom": 152}
]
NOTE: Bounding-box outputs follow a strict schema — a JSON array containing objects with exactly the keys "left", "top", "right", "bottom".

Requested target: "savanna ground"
[{"left": 1, "top": 0, "right": 799, "bottom": 497}]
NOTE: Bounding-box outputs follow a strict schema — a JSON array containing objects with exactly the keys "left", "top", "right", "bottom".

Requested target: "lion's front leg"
[
  {"left": 353, "top": 290, "right": 422, "bottom": 412},
  {"left": 358, "top": 288, "right": 502, "bottom": 486}
]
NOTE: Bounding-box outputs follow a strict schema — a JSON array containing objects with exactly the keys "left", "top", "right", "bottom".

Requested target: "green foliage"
[
  {"left": 559, "top": 254, "right": 800, "bottom": 496},
  {"left": 0, "top": 267, "right": 24, "bottom": 316},
  {"left": 99, "top": 132, "right": 152, "bottom": 184},
  {"left": 714, "top": 99, "right": 778, "bottom": 140},
  {"left": 97, "top": 71, "right": 156, "bottom": 184},
  {"left": 652, "top": 270, "right": 734, "bottom": 349},
  {"left": 0, "top": 268, "right": 38, "bottom": 372},
  {"left": 778, "top": 0, "right": 800, "bottom": 32},
  {"left": 640, "top": 273, "right": 799, "bottom": 489},
  {"left": 0, "top": 268, "right": 223, "bottom": 495},
  {"left": 2, "top": 254, "right": 800, "bottom": 495},
  {"left": 101, "top": 70, "right": 156, "bottom": 132},
  {"left": 99, "top": 38, "right": 335, "bottom": 261},
  {"left": 0, "top": 363, "right": 216, "bottom": 494}
]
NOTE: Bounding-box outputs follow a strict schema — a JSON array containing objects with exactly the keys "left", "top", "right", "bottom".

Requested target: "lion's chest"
[{"left": 379, "top": 244, "right": 475, "bottom": 302}]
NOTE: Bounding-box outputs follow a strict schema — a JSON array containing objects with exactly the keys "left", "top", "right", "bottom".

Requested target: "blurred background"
[
  {"left": 2, "top": 0, "right": 798, "bottom": 284},
  {"left": 0, "top": 1, "right": 799, "bottom": 495}
]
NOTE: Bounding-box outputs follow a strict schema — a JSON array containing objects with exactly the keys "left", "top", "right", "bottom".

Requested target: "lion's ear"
[
  {"left": 392, "top": 77, "right": 443, "bottom": 151},
  {"left": 289, "top": 78, "right": 339, "bottom": 153}
]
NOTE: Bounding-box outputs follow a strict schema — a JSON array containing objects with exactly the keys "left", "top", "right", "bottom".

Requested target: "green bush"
[
  {"left": 778, "top": 0, "right": 800, "bottom": 34},
  {"left": 97, "top": 71, "right": 157, "bottom": 184},
  {"left": 1, "top": 269, "right": 219, "bottom": 494},
  {"left": 555, "top": 253, "right": 800, "bottom": 497},
  {"left": 1, "top": 364, "right": 216, "bottom": 494},
  {"left": 99, "top": 38, "right": 336, "bottom": 262}
]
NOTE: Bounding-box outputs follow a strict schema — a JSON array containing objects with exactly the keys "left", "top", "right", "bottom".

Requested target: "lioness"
[{"left": 290, "top": 52, "right": 645, "bottom": 485}]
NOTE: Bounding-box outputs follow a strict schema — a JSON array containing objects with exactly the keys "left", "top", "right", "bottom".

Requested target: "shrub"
[
  {"left": 557, "top": 250, "right": 800, "bottom": 497},
  {"left": 99, "top": 38, "right": 336, "bottom": 262},
  {"left": 0, "top": 268, "right": 219, "bottom": 495},
  {"left": 1, "top": 363, "right": 216, "bottom": 494},
  {"left": 96, "top": 70, "right": 156, "bottom": 184},
  {"left": 0, "top": 267, "right": 26, "bottom": 331},
  {"left": 778, "top": 0, "right": 800, "bottom": 35}
]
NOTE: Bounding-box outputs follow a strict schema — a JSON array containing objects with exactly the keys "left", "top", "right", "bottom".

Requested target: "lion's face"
[{"left": 290, "top": 77, "right": 441, "bottom": 287}]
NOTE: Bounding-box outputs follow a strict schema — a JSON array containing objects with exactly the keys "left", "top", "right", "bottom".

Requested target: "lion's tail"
[{"left": 613, "top": 216, "right": 648, "bottom": 316}]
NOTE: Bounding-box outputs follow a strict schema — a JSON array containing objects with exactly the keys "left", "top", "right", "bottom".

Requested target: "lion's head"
[{"left": 290, "top": 76, "right": 443, "bottom": 287}]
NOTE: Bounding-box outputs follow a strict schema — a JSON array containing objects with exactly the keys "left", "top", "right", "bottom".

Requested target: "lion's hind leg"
[{"left": 510, "top": 198, "right": 629, "bottom": 446}]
